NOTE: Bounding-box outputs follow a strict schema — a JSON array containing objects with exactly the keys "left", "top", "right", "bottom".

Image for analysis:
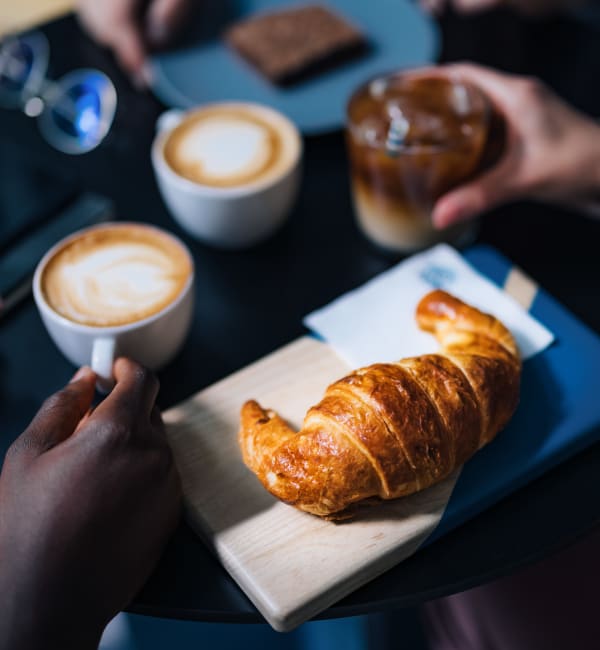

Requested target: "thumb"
[
  {"left": 11, "top": 368, "right": 97, "bottom": 461},
  {"left": 145, "top": 0, "right": 191, "bottom": 48},
  {"left": 432, "top": 157, "right": 517, "bottom": 228},
  {"left": 112, "top": 22, "right": 147, "bottom": 74},
  {"left": 451, "top": 0, "right": 504, "bottom": 13}
]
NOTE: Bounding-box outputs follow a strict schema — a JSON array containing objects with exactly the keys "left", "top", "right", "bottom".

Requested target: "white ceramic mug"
[
  {"left": 33, "top": 222, "right": 195, "bottom": 392},
  {"left": 151, "top": 102, "right": 303, "bottom": 249}
]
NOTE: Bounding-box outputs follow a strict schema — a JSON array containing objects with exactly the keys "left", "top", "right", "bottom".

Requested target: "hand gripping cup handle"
[
  {"left": 91, "top": 337, "right": 117, "bottom": 393},
  {"left": 32, "top": 222, "right": 195, "bottom": 395}
]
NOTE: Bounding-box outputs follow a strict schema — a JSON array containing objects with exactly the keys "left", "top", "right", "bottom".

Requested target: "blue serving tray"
[
  {"left": 429, "top": 244, "right": 600, "bottom": 543},
  {"left": 149, "top": 0, "right": 439, "bottom": 134}
]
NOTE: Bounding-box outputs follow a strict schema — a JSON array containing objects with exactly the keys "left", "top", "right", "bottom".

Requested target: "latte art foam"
[
  {"left": 163, "top": 105, "right": 299, "bottom": 188},
  {"left": 175, "top": 116, "right": 273, "bottom": 185},
  {"left": 42, "top": 225, "right": 192, "bottom": 327}
]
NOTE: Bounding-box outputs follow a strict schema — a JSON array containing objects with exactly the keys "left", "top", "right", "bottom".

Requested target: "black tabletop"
[{"left": 1, "top": 8, "right": 600, "bottom": 624}]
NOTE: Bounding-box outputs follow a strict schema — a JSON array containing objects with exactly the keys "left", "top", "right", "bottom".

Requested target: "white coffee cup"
[
  {"left": 33, "top": 222, "right": 195, "bottom": 391},
  {"left": 151, "top": 102, "right": 303, "bottom": 249}
]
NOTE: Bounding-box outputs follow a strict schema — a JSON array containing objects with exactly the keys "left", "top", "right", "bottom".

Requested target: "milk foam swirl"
[
  {"left": 163, "top": 105, "right": 299, "bottom": 188},
  {"left": 42, "top": 228, "right": 191, "bottom": 326},
  {"left": 177, "top": 117, "right": 272, "bottom": 183}
]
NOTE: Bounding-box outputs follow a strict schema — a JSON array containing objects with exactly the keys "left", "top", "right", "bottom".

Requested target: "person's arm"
[
  {"left": 432, "top": 63, "right": 600, "bottom": 228},
  {"left": 0, "top": 361, "right": 181, "bottom": 650},
  {"left": 76, "top": 0, "right": 194, "bottom": 79}
]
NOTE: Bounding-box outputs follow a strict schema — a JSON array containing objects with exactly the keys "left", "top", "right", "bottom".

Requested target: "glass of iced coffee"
[{"left": 346, "top": 69, "right": 491, "bottom": 254}]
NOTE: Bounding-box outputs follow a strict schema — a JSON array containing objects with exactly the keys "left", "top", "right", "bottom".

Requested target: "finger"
[
  {"left": 145, "top": 0, "right": 192, "bottom": 47},
  {"left": 91, "top": 358, "right": 159, "bottom": 432},
  {"left": 73, "top": 407, "right": 95, "bottom": 436},
  {"left": 12, "top": 368, "right": 97, "bottom": 459},
  {"left": 432, "top": 156, "right": 518, "bottom": 228},
  {"left": 419, "top": 0, "right": 447, "bottom": 15},
  {"left": 112, "top": 22, "right": 147, "bottom": 74},
  {"left": 77, "top": 0, "right": 147, "bottom": 75},
  {"left": 440, "top": 63, "right": 521, "bottom": 114},
  {"left": 451, "top": 0, "right": 504, "bottom": 13},
  {"left": 151, "top": 405, "right": 165, "bottom": 432}
]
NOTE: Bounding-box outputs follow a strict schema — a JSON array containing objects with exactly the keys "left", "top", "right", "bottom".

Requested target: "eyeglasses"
[{"left": 0, "top": 31, "right": 117, "bottom": 154}]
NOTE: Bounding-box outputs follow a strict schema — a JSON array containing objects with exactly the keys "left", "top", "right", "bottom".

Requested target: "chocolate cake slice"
[{"left": 225, "top": 4, "right": 368, "bottom": 85}]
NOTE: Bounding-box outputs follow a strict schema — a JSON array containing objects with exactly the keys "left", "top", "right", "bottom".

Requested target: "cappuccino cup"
[
  {"left": 33, "top": 222, "right": 194, "bottom": 391},
  {"left": 152, "top": 102, "right": 302, "bottom": 249}
]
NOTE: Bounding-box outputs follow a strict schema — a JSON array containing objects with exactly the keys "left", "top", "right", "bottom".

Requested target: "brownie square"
[{"left": 224, "top": 4, "right": 368, "bottom": 85}]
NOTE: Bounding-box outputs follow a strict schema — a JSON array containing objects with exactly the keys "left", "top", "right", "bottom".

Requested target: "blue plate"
[{"left": 149, "top": 0, "right": 440, "bottom": 135}]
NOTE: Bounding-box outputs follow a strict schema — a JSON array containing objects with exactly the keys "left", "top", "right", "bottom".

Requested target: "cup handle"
[
  {"left": 92, "top": 337, "right": 116, "bottom": 393},
  {"left": 156, "top": 109, "right": 185, "bottom": 134}
]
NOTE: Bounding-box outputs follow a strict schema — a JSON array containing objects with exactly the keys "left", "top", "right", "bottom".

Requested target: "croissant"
[{"left": 239, "top": 290, "right": 521, "bottom": 518}]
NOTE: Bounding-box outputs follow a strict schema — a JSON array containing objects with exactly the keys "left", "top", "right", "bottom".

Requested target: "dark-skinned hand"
[{"left": 0, "top": 359, "right": 181, "bottom": 650}]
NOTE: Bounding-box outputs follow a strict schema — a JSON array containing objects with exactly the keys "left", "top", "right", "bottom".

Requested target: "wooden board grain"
[
  {"left": 164, "top": 265, "right": 536, "bottom": 631},
  {"left": 164, "top": 337, "right": 460, "bottom": 631}
]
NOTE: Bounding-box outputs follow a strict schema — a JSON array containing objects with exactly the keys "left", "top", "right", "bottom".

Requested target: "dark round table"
[{"left": 1, "top": 7, "right": 599, "bottom": 625}]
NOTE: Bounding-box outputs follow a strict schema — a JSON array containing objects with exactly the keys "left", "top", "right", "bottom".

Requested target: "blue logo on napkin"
[{"left": 420, "top": 265, "right": 456, "bottom": 289}]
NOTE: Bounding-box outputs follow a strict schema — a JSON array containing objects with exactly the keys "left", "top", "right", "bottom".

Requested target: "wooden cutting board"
[
  {"left": 164, "top": 265, "right": 535, "bottom": 632},
  {"left": 164, "top": 337, "right": 460, "bottom": 631}
]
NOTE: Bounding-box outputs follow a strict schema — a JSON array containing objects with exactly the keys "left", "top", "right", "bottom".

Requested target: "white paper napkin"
[{"left": 304, "top": 244, "right": 554, "bottom": 367}]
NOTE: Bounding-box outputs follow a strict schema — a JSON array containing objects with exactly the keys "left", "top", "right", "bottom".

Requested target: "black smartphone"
[
  {"left": 0, "top": 149, "right": 80, "bottom": 252},
  {"left": 0, "top": 150, "right": 114, "bottom": 317}
]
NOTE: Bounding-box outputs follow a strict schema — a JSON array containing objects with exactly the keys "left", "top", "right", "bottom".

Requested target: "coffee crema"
[
  {"left": 41, "top": 224, "right": 192, "bottom": 327},
  {"left": 163, "top": 105, "right": 299, "bottom": 188}
]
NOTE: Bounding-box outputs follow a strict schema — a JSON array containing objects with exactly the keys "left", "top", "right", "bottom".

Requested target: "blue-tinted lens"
[
  {"left": 0, "top": 40, "right": 33, "bottom": 93},
  {"left": 51, "top": 78, "right": 103, "bottom": 138},
  {"left": 0, "top": 32, "right": 48, "bottom": 107},
  {"left": 38, "top": 70, "right": 117, "bottom": 154}
]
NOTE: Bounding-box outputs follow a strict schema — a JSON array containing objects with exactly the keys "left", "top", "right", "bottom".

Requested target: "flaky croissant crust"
[{"left": 239, "top": 290, "right": 521, "bottom": 518}]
